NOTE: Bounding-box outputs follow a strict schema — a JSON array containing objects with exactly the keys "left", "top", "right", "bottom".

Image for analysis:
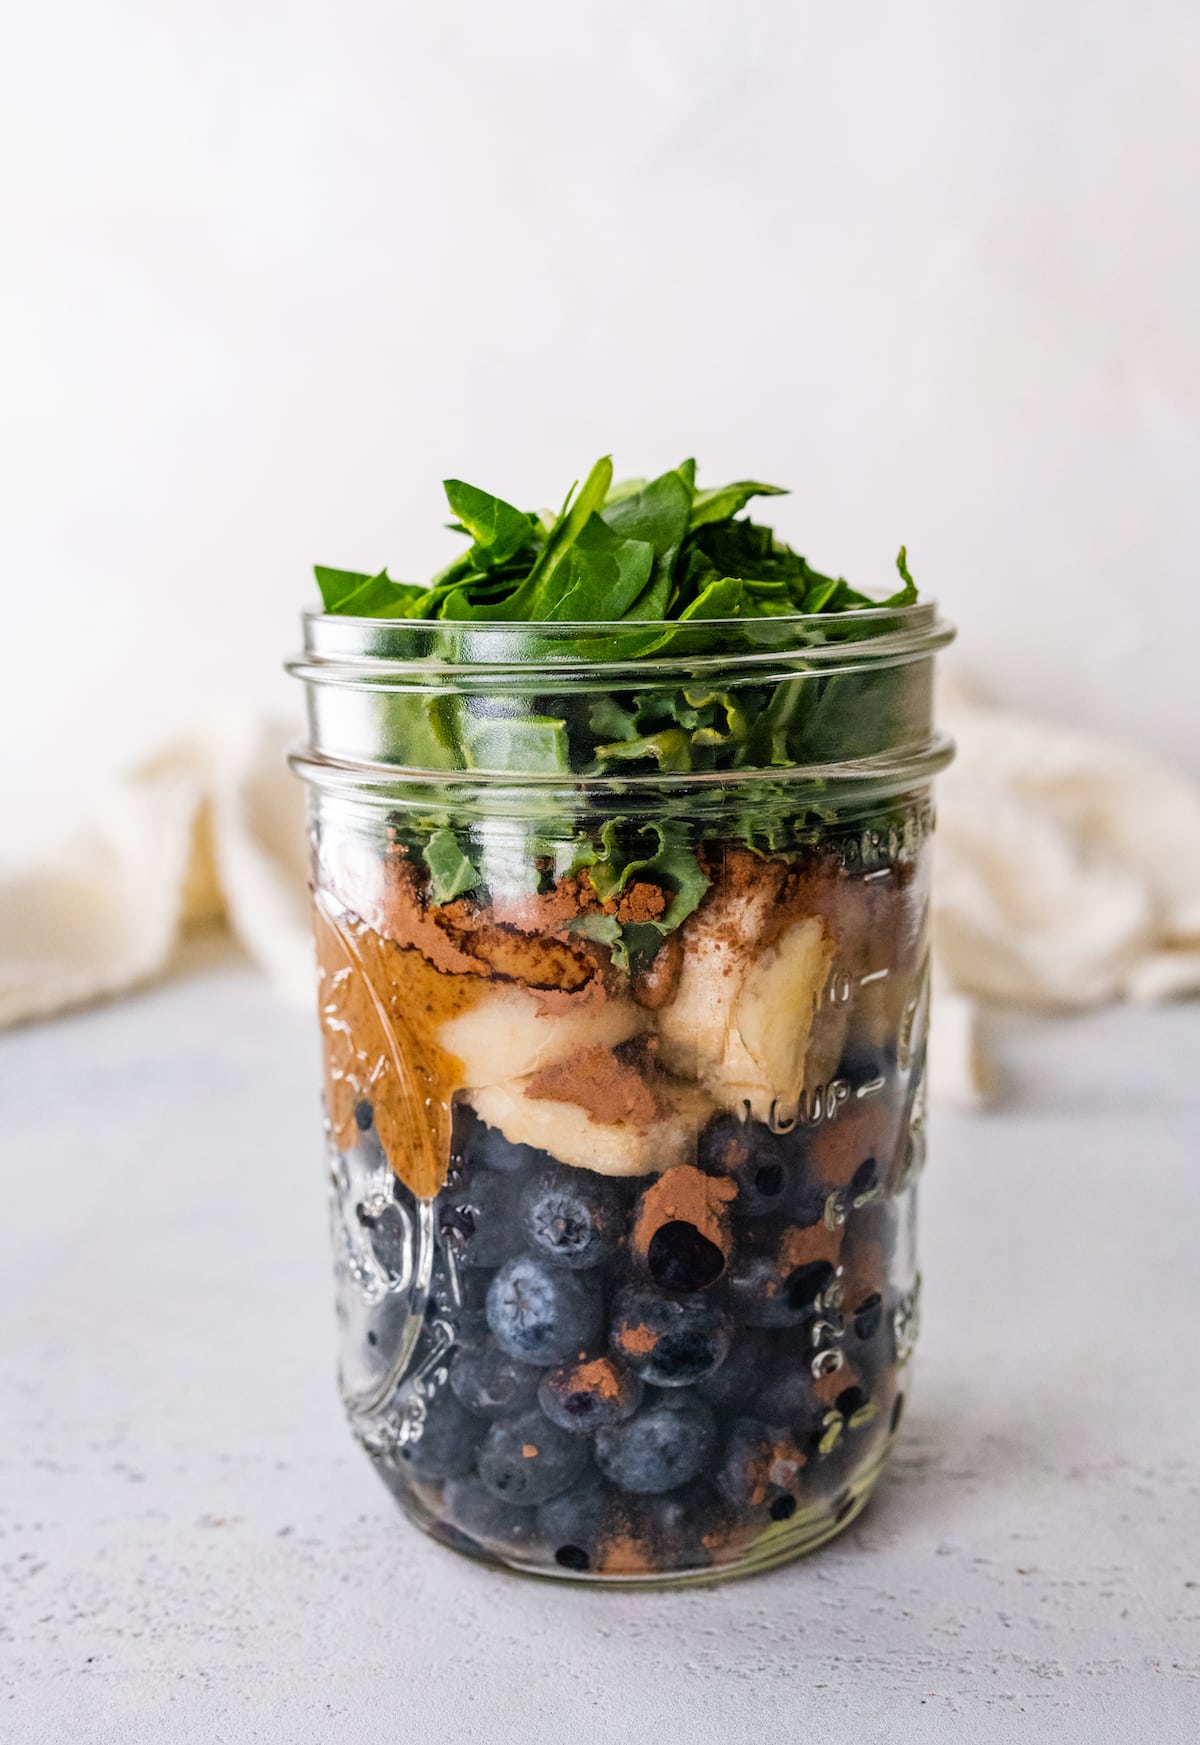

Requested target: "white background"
[{"left": 4, "top": 1, "right": 1200, "bottom": 840}]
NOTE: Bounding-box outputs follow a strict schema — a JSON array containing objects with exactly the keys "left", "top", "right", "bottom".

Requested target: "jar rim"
[
  {"left": 287, "top": 601, "right": 955, "bottom": 799},
  {"left": 290, "top": 601, "right": 954, "bottom": 686},
  {"left": 301, "top": 598, "right": 939, "bottom": 635}
]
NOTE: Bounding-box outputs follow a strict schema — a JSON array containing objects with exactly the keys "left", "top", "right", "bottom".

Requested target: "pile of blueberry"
[{"left": 357, "top": 1104, "right": 906, "bottom": 1578}]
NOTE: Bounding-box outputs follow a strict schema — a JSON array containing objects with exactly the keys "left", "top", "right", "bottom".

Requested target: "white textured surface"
[{"left": 3, "top": 944, "right": 1198, "bottom": 1743}]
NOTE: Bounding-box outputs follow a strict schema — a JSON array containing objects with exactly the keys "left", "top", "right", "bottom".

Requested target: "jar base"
[{"left": 373, "top": 1439, "right": 896, "bottom": 1590}]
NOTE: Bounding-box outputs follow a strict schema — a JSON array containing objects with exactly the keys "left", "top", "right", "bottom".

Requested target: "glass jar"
[{"left": 287, "top": 604, "right": 954, "bottom": 1584}]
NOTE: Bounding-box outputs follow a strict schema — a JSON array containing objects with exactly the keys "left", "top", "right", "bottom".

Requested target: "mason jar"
[{"left": 287, "top": 604, "right": 954, "bottom": 1584}]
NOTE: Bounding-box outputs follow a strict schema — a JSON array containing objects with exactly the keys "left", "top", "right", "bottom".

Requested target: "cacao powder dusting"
[
  {"left": 524, "top": 1044, "right": 662, "bottom": 1129},
  {"left": 595, "top": 1533, "right": 658, "bottom": 1577},
  {"left": 809, "top": 1099, "right": 904, "bottom": 1192},
  {"left": 778, "top": 1219, "right": 844, "bottom": 1274},
  {"left": 743, "top": 1434, "right": 807, "bottom": 1507},
  {"left": 812, "top": 1361, "right": 862, "bottom": 1409},
  {"left": 839, "top": 1238, "right": 887, "bottom": 1311},
  {"left": 329, "top": 852, "right": 613, "bottom": 994},
  {"left": 616, "top": 881, "right": 667, "bottom": 924},
  {"left": 487, "top": 873, "right": 599, "bottom": 934},
  {"left": 615, "top": 1322, "right": 657, "bottom": 1357},
  {"left": 631, "top": 1164, "right": 737, "bottom": 1262},
  {"left": 569, "top": 1357, "right": 624, "bottom": 1402}
]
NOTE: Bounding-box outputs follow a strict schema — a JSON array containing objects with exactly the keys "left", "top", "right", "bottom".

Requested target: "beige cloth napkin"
[
  {"left": 2, "top": 700, "right": 1198, "bottom": 1108},
  {"left": 0, "top": 722, "right": 314, "bottom": 1028}
]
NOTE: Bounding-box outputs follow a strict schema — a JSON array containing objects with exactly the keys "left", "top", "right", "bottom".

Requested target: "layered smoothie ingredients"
[{"left": 293, "top": 456, "right": 950, "bottom": 1582}]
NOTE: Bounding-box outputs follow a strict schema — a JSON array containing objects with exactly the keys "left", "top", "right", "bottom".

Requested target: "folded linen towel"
[{"left": 2, "top": 695, "right": 1197, "bottom": 1109}]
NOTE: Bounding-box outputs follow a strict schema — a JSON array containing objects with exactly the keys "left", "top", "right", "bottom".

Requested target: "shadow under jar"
[{"left": 287, "top": 604, "right": 954, "bottom": 1585}]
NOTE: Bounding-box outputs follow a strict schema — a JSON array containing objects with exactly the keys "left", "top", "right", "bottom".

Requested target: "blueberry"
[
  {"left": 477, "top": 1409, "right": 589, "bottom": 1505},
  {"left": 464, "top": 1114, "right": 547, "bottom": 1176},
  {"left": 442, "top": 1476, "right": 537, "bottom": 1551},
  {"left": 696, "top": 1327, "right": 776, "bottom": 1409},
  {"left": 486, "top": 1254, "right": 602, "bottom": 1366},
  {"left": 729, "top": 1233, "right": 837, "bottom": 1329},
  {"left": 770, "top": 1494, "right": 796, "bottom": 1521},
  {"left": 536, "top": 1475, "right": 616, "bottom": 1569},
  {"left": 538, "top": 1356, "right": 642, "bottom": 1434},
  {"left": 755, "top": 1365, "right": 821, "bottom": 1435},
  {"left": 395, "top": 1387, "right": 482, "bottom": 1481},
  {"left": 594, "top": 1396, "right": 716, "bottom": 1495},
  {"left": 851, "top": 1292, "right": 884, "bottom": 1341},
  {"left": 646, "top": 1221, "right": 725, "bottom": 1292},
  {"left": 448, "top": 1306, "right": 491, "bottom": 1351},
  {"left": 436, "top": 1169, "right": 520, "bottom": 1269},
  {"left": 632, "top": 1488, "right": 721, "bottom": 1570},
  {"left": 785, "top": 1260, "right": 837, "bottom": 1313},
  {"left": 610, "top": 1286, "right": 733, "bottom": 1388},
  {"left": 699, "top": 1116, "right": 789, "bottom": 1219},
  {"left": 354, "top": 1098, "right": 374, "bottom": 1132},
  {"left": 700, "top": 1115, "right": 821, "bottom": 1222},
  {"left": 836, "top": 1385, "right": 869, "bottom": 1418},
  {"left": 714, "top": 1416, "right": 805, "bottom": 1516},
  {"left": 519, "top": 1165, "right": 623, "bottom": 1270},
  {"left": 449, "top": 1343, "right": 541, "bottom": 1417}
]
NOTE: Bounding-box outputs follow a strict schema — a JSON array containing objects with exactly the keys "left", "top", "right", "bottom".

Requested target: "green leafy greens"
[
  {"left": 312, "top": 459, "right": 924, "bottom": 974},
  {"left": 314, "top": 457, "right": 918, "bottom": 625}
]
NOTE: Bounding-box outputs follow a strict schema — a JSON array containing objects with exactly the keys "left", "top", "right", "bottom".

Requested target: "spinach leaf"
[
  {"left": 600, "top": 461, "right": 694, "bottom": 618},
  {"left": 688, "top": 479, "right": 788, "bottom": 529},
  {"left": 462, "top": 715, "right": 570, "bottom": 774},
  {"left": 880, "top": 544, "right": 918, "bottom": 607},
  {"left": 313, "top": 457, "right": 924, "bottom": 973},
  {"left": 540, "top": 514, "right": 655, "bottom": 622},
  {"left": 513, "top": 455, "right": 613, "bottom": 600},
  {"left": 313, "top": 565, "right": 425, "bottom": 617},
  {"left": 443, "top": 479, "right": 536, "bottom": 570},
  {"left": 422, "top": 828, "right": 480, "bottom": 901},
  {"left": 317, "top": 456, "right": 916, "bottom": 632}
]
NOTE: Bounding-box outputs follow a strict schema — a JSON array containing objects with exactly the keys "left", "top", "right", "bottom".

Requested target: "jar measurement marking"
[{"left": 827, "top": 964, "right": 891, "bottom": 1005}]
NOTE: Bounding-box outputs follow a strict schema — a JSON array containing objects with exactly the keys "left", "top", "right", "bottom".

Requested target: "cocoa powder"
[
  {"left": 778, "top": 1219, "right": 844, "bottom": 1274},
  {"left": 616, "top": 881, "right": 667, "bottom": 924},
  {"left": 595, "top": 1533, "right": 658, "bottom": 1577},
  {"left": 569, "top": 1357, "right": 624, "bottom": 1402},
  {"left": 630, "top": 1164, "right": 737, "bottom": 1262},
  {"left": 614, "top": 1322, "right": 657, "bottom": 1357},
  {"left": 524, "top": 1044, "right": 661, "bottom": 1129}
]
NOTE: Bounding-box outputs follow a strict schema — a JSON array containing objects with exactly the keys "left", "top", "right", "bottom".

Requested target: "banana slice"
[
  {"left": 469, "top": 1075, "right": 712, "bottom": 1177},
  {"left": 654, "top": 887, "right": 773, "bottom": 1085},
  {"left": 657, "top": 892, "right": 835, "bottom": 1123},
  {"left": 734, "top": 916, "right": 837, "bottom": 1116},
  {"left": 440, "top": 984, "right": 647, "bottom": 1090}
]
